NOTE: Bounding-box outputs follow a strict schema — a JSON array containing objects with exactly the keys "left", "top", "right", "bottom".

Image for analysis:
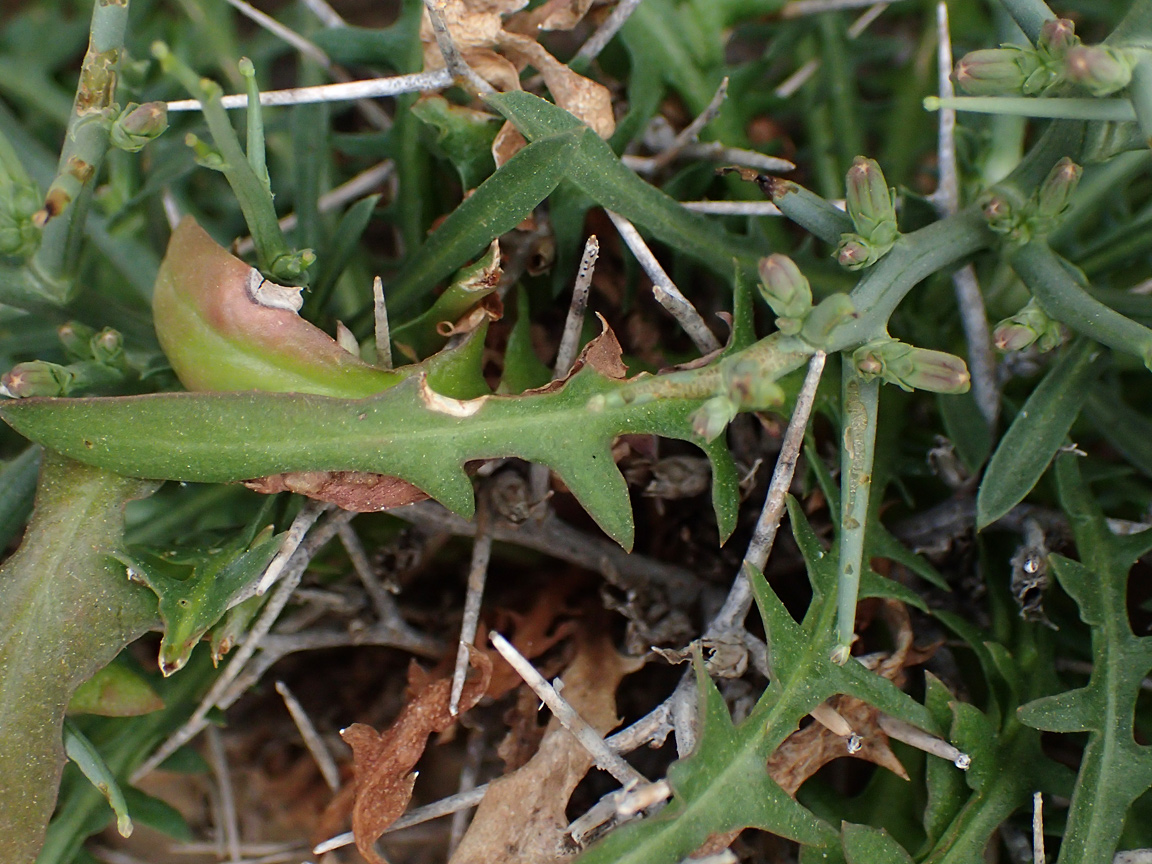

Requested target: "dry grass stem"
[
  {"left": 275, "top": 680, "right": 342, "bottom": 792},
  {"left": 774, "top": 4, "right": 889, "bottom": 96},
  {"left": 256, "top": 501, "right": 332, "bottom": 595},
  {"left": 450, "top": 516, "right": 493, "bottom": 716},
  {"left": 573, "top": 0, "right": 646, "bottom": 64},
  {"left": 338, "top": 522, "right": 400, "bottom": 621},
  {"left": 681, "top": 200, "right": 784, "bottom": 216},
  {"left": 373, "top": 276, "right": 394, "bottom": 370},
  {"left": 605, "top": 210, "right": 721, "bottom": 354},
  {"left": 1034, "top": 792, "right": 1045, "bottom": 864},
  {"left": 554, "top": 235, "right": 601, "bottom": 378},
  {"left": 490, "top": 632, "right": 647, "bottom": 787},
  {"left": 448, "top": 728, "right": 487, "bottom": 852},
  {"left": 783, "top": 0, "right": 905, "bottom": 16},
  {"left": 299, "top": 0, "right": 345, "bottom": 28},
  {"left": 422, "top": 0, "right": 496, "bottom": 96},
  {"left": 649, "top": 77, "right": 730, "bottom": 172},
  {"left": 222, "top": 0, "right": 330, "bottom": 65},
  {"left": 207, "top": 725, "right": 243, "bottom": 862}
]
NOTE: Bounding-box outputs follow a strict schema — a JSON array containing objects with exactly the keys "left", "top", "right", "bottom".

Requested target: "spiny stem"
[{"left": 834, "top": 367, "right": 879, "bottom": 665}]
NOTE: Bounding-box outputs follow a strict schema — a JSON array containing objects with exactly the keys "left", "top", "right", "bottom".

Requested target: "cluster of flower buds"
[
  {"left": 110, "top": 102, "right": 168, "bottom": 153},
  {"left": 0, "top": 177, "right": 41, "bottom": 258},
  {"left": 980, "top": 158, "right": 1082, "bottom": 243},
  {"left": 836, "top": 157, "right": 898, "bottom": 271},
  {"left": 1, "top": 322, "right": 137, "bottom": 398},
  {"left": 852, "top": 339, "right": 970, "bottom": 394},
  {"left": 954, "top": 18, "right": 1137, "bottom": 98},
  {"left": 992, "top": 298, "right": 1067, "bottom": 353}
]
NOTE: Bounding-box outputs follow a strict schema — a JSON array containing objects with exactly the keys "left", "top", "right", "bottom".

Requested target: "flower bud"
[
  {"left": 757, "top": 254, "right": 812, "bottom": 320},
  {"left": 1035, "top": 157, "right": 1082, "bottom": 226},
  {"left": 853, "top": 340, "right": 970, "bottom": 393},
  {"left": 111, "top": 102, "right": 169, "bottom": 153},
  {"left": 185, "top": 133, "right": 226, "bottom": 171},
  {"left": 2, "top": 361, "right": 72, "bottom": 397},
  {"left": 270, "top": 248, "right": 317, "bottom": 283},
  {"left": 835, "top": 234, "right": 879, "bottom": 270},
  {"left": 800, "top": 293, "right": 856, "bottom": 345},
  {"left": 845, "top": 156, "right": 897, "bottom": 243},
  {"left": 722, "top": 355, "right": 786, "bottom": 410},
  {"left": 953, "top": 46, "right": 1043, "bottom": 96},
  {"left": 90, "top": 327, "right": 126, "bottom": 367},
  {"left": 58, "top": 321, "right": 97, "bottom": 361},
  {"left": 691, "top": 395, "right": 739, "bottom": 441},
  {"left": 1038, "top": 18, "right": 1079, "bottom": 58},
  {"left": 993, "top": 299, "right": 1065, "bottom": 353},
  {"left": 1065, "top": 45, "right": 1135, "bottom": 96},
  {"left": 0, "top": 180, "right": 41, "bottom": 258},
  {"left": 979, "top": 186, "right": 1028, "bottom": 237}
]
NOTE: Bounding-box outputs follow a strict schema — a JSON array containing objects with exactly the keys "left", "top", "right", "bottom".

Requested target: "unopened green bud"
[
  {"left": 1035, "top": 157, "right": 1082, "bottom": 226},
  {"left": 185, "top": 133, "right": 226, "bottom": 171},
  {"left": 110, "top": 102, "right": 168, "bottom": 153},
  {"left": 757, "top": 254, "right": 812, "bottom": 320},
  {"left": 992, "top": 298, "right": 1065, "bottom": 352},
  {"left": 2, "top": 361, "right": 72, "bottom": 397},
  {"left": 1038, "top": 18, "right": 1079, "bottom": 58},
  {"left": 979, "top": 186, "right": 1028, "bottom": 237},
  {"left": 800, "top": 293, "right": 856, "bottom": 345},
  {"left": 835, "top": 234, "right": 882, "bottom": 270},
  {"left": 691, "top": 395, "right": 739, "bottom": 441},
  {"left": 1065, "top": 45, "right": 1136, "bottom": 96},
  {"left": 954, "top": 46, "right": 1044, "bottom": 96},
  {"left": 0, "top": 180, "right": 41, "bottom": 258},
  {"left": 853, "top": 340, "right": 969, "bottom": 393},
  {"left": 845, "top": 156, "right": 898, "bottom": 244},
  {"left": 58, "top": 321, "right": 97, "bottom": 361},
  {"left": 269, "top": 249, "right": 316, "bottom": 282},
  {"left": 90, "top": 327, "right": 126, "bottom": 367}
]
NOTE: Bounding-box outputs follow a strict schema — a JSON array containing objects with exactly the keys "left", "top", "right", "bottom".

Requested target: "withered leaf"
[
  {"left": 337, "top": 647, "right": 493, "bottom": 864},
  {"left": 244, "top": 471, "right": 429, "bottom": 512},
  {"left": 449, "top": 634, "right": 641, "bottom": 864}
]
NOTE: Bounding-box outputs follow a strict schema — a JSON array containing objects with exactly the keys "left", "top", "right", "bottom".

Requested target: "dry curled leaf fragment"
[
  {"left": 336, "top": 647, "right": 493, "bottom": 864},
  {"left": 448, "top": 634, "right": 641, "bottom": 864}
]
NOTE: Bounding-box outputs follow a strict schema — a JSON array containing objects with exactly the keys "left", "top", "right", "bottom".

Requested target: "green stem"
[
  {"left": 238, "top": 58, "right": 269, "bottom": 193},
  {"left": 995, "top": 0, "right": 1056, "bottom": 44},
  {"left": 1106, "top": 0, "right": 1152, "bottom": 47},
  {"left": 924, "top": 96, "right": 1135, "bottom": 122},
  {"left": 155, "top": 45, "right": 296, "bottom": 279},
  {"left": 834, "top": 367, "right": 878, "bottom": 665},
  {"left": 1010, "top": 241, "right": 1152, "bottom": 367},
  {"left": 28, "top": 0, "right": 130, "bottom": 303},
  {"left": 1125, "top": 54, "right": 1152, "bottom": 146},
  {"left": 759, "top": 176, "right": 853, "bottom": 245}
]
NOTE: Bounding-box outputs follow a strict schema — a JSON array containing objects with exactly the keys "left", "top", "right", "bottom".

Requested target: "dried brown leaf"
[
  {"left": 244, "top": 471, "right": 429, "bottom": 512},
  {"left": 508, "top": 0, "right": 599, "bottom": 33},
  {"left": 448, "top": 634, "right": 641, "bottom": 864},
  {"left": 334, "top": 647, "right": 493, "bottom": 864}
]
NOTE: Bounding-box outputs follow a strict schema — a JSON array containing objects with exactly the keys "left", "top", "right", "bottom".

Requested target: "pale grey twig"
[
  {"left": 130, "top": 510, "right": 357, "bottom": 783},
  {"left": 774, "top": 4, "right": 889, "bottom": 96},
  {"left": 373, "top": 276, "right": 393, "bottom": 370},
  {"left": 783, "top": 0, "right": 906, "bottom": 16},
  {"left": 682, "top": 200, "right": 783, "bottom": 216},
  {"left": 705, "top": 352, "right": 826, "bottom": 639},
  {"left": 624, "top": 143, "right": 794, "bottom": 175},
  {"left": 573, "top": 0, "right": 646, "bottom": 64},
  {"left": 931, "top": 2, "right": 999, "bottom": 428},
  {"left": 257, "top": 500, "right": 331, "bottom": 595},
  {"left": 235, "top": 160, "right": 394, "bottom": 256},
  {"left": 338, "top": 522, "right": 400, "bottom": 622},
  {"left": 847, "top": 2, "right": 889, "bottom": 36},
  {"left": 422, "top": 0, "right": 496, "bottom": 96},
  {"left": 450, "top": 511, "right": 493, "bottom": 716},
  {"left": 491, "top": 632, "right": 647, "bottom": 787},
  {"left": 313, "top": 786, "right": 491, "bottom": 854},
  {"left": 275, "top": 680, "right": 341, "bottom": 792},
  {"left": 221, "top": 0, "right": 329, "bottom": 65},
  {"left": 167, "top": 70, "right": 454, "bottom": 111},
  {"left": 299, "top": 0, "right": 345, "bottom": 27},
  {"left": 554, "top": 236, "right": 601, "bottom": 378},
  {"left": 207, "top": 726, "right": 242, "bottom": 862},
  {"left": 650, "top": 77, "right": 729, "bottom": 172},
  {"left": 449, "top": 728, "right": 486, "bottom": 853},
  {"left": 606, "top": 209, "right": 720, "bottom": 354}
]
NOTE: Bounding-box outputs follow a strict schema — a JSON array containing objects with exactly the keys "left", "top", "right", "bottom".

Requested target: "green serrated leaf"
[
  {"left": 411, "top": 95, "right": 500, "bottom": 189},
  {"left": 0, "top": 455, "right": 157, "bottom": 863},
  {"left": 1015, "top": 454, "right": 1152, "bottom": 864},
  {"left": 842, "top": 822, "right": 915, "bottom": 864},
  {"left": 114, "top": 523, "right": 282, "bottom": 676},
  {"left": 976, "top": 340, "right": 1102, "bottom": 529}
]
